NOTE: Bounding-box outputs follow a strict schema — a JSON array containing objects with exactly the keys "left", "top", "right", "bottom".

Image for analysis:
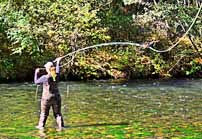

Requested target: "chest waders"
[{"left": 37, "top": 76, "right": 64, "bottom": 130}]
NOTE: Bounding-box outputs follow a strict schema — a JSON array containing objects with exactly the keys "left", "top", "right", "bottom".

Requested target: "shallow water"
[{"left": 0, "top": 79, "right": 202, "bottom": 139}]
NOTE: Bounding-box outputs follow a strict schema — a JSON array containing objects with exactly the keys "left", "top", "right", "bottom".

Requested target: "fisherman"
[{"left": 34, "top": 57, "right": 64, "bottom": 130}]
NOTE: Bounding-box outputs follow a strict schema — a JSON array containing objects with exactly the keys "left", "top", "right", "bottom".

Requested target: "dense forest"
[{"left": 0, "top": 0, "right": 201, "bottom": 81}]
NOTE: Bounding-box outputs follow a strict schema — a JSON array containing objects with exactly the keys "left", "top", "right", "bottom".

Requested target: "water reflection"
[{"left": 68, "top": 122, "right": 129, "bottom": 128}]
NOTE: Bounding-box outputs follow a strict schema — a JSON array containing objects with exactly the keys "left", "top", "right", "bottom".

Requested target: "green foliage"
[
  {"left": 0, "top": 58, "right": 15, "bottom": 79},
  {"left": 0, "top": 9, "right": 39, "bottom": 55},
  {"left": 0, "top": 0, "right": 110, "bottom": 81},
  {"left": 0, "top": 0, "right": 201, "bottom": 80},
  {"left": 186, "top": 60, "right": 202, "bottom": 76}
]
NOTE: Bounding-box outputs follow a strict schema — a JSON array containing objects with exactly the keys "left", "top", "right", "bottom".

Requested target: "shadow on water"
[
  {"left": 37, "top": 123, "right": 129, "bottom": 138},
  {"left": 66, "top": 122, "right": 129, "bottom": 128}
]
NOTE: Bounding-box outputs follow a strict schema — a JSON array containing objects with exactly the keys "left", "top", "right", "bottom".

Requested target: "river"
[{"left": 0, "top": 79, "right": 202, "bottom": 139}]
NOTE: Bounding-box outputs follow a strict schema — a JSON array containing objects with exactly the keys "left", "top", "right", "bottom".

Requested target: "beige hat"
[{"left": 44, "top": 62, "right": 53, "bottom": 69}]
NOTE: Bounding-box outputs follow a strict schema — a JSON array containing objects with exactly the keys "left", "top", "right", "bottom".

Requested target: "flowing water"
[{"left": 0, "top": 79, "right": 202, "bottom": 139}]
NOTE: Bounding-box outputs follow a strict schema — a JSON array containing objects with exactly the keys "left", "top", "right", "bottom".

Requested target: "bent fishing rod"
[{"left": 36, "top": 41, "right": 156, "bottom": 70}]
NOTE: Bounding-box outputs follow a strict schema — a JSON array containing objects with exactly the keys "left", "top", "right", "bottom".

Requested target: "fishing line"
[
  {"left": 148, "top": 3, "right": 202, "bottom": 53},
  {"left": 35, "top": 3, "right": 201, "bottom": 95},
  {"left": 57, "top": 3, "right": 201, "bottom": 65}
]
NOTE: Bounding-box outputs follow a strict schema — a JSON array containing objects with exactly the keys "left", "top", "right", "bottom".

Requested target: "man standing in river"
[{"left": 34, "top": 57, "right": 64, "bottom": 131}]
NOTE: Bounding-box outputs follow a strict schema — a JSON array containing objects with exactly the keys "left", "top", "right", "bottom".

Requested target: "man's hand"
[
  {"left": 35, "top": 68, "right": 40, "bottom": 73},
  {"left": 55, "top": 57, "right": 63, "bottom": 63}
]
